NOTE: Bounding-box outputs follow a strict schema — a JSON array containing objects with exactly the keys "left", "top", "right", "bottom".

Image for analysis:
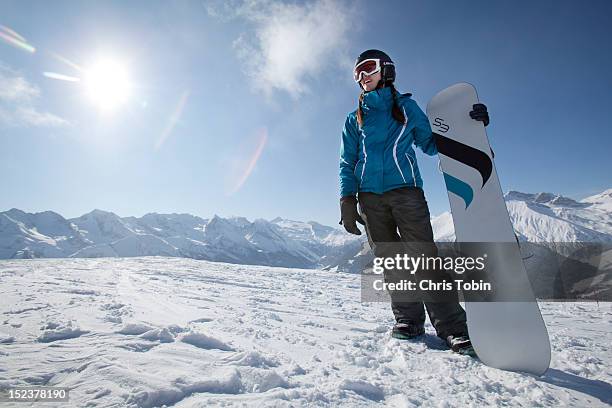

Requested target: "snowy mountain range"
[
  {"left": 1, "top": 189, "right": 611, "bottom": 272},
  {"left": 431, "top": 189, "right": 612, "bottom": 300},
  {"left": 0, "top": 208, "right": 363, "bottom": 269},
  {"left": 431, "top": 189, "right": 612, "bottom": 242}
]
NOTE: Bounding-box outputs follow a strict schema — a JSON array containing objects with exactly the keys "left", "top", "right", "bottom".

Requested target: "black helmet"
[{"left": 354, "top": 49, "right": 396, "bottom": 86}]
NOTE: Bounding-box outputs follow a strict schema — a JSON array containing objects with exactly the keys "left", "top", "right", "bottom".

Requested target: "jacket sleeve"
[
  {"left": 339, "top": 114, "right": 360, "bottom": 197},
  {"left": 406, "top": 99, "right": 437, "bottom": 156}
]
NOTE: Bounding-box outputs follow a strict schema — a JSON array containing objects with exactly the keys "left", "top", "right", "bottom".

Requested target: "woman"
[{"left": 339, "top": 49, "right": 489, "bottom": 354}]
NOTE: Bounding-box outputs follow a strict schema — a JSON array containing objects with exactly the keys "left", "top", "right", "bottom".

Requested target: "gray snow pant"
[{"left": 358, "top": 187, "right": 468, "bottom": 339}]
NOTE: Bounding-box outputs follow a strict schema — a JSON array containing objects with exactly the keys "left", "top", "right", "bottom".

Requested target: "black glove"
[
  {"left": 469, "top": 103, "right": 489, "bottom": 126},
  {"left": 339, "top": 195, "right": 365, "bottom": 235}
]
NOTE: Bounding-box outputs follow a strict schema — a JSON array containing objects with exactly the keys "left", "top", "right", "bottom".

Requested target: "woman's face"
[{"left": 360, "top": 70, "right": 382, "bottom": 92}]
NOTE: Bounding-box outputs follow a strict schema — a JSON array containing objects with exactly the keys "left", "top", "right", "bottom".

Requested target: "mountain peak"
[
  {"left": 504, "top": 191, "right": 536, "bottom": 201},
  {"left": 81, "top": 209, "right": 120, "bottom": 218},
  {"left": 227, "top": 216, "right": 251, "bottom": 227},
  {"left": 582, "top": 188, "right": 612, "bottom": 202},
  {"left": 581, "top": 188, "right": 612, "bottom": 212},
  {"left": 505, "top": 191, "right": 583, "bottom": 207},
  {"left": 205, "top": 215, "right": 240, "bottom": 231},
  {"left": 5, "top": 207, "right": 26, "bottom": 214},
  {"left": 2, "top": 208, "right": 70, "bottom": 227},
  {"left": 533, "top": 192, "right": 557, "bottom": 203}
]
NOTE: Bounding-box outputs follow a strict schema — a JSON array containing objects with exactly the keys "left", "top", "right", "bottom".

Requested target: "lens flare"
[
  {"left": 0, "top": 25, "right": 35, "bottom": 53},
  {"left": 46, "top": 51, "right": 83, "bottom": 72},
  {"left": 226, "top": 128, "right": 268, "bottom": 195},
  {"left": 0, "top": 25, "right": 25, "bottom": 41},
  {"left": 155, "top": 90, "right": 190, "bottom": 150}
]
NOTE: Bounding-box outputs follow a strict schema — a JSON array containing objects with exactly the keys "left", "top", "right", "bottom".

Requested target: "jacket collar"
[{"left": 361, "top": 86, "right": 400, "bottom": 111}]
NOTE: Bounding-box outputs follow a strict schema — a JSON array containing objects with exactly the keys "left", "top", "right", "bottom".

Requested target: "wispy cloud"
[
  {"left": 0, "top": 68, "right": 39, "bottom": 102},
  {"left": 206, "top": 0, "right": 356, "bottom": 98},
  {"left": 0, "top": 64, "right": 69, "bottom": 128},
  {"left": 13, "top": 106, "right": 68, "bottom": 127}
]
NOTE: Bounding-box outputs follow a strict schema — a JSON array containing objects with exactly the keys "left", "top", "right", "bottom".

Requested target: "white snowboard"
[{"left": 427, "top": 82, "right": 551, "bottom": 375}]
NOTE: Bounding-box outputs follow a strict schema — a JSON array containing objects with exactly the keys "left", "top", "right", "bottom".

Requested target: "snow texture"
[{"left": 0, "top": 257, "right": 610, "bottom": 407}]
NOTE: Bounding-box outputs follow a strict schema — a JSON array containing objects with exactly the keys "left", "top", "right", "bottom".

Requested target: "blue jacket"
[{"left": 339, "top": 87, "right": 437, "bottom": 197}]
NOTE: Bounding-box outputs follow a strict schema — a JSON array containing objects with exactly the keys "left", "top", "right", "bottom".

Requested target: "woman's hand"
[
  {"left": 469, "top": 103, "right": 489, "bottom": 126},
  {"left": 339, "top": 195, "right": 365, "bottom": 235}
]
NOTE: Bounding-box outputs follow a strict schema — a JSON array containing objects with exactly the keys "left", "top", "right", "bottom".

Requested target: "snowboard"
[{"left": 426, "top": 82, "right": 551, "bottom": 375}]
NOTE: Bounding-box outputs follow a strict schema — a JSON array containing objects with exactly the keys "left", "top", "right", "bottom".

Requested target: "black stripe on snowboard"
[{"left": 434, "top": 132, "right": 492, "bottom": 188}]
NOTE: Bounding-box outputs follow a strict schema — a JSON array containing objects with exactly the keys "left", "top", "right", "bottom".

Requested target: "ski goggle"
[{"left": 353, "top": 58, "right": 381, "bottom": 82}]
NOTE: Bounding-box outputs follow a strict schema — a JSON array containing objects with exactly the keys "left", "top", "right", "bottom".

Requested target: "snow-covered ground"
[{"left": 0, "top": 257, "right": 610, "bottom": 407}]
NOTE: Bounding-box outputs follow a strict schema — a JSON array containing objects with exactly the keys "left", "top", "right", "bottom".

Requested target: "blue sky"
[{"left": 1, "top": 0, "right": 611, "bottom": 226}]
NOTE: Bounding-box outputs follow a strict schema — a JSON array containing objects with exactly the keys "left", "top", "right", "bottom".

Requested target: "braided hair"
[
  {"left": 389, "top": 83, "right": 406, "bottom": 124},
  {"left": 356, "top": 91, "right": 365, "bottom": 128},
  {"left": 356, "top": 82, "right": 406, "bottom": 128}
]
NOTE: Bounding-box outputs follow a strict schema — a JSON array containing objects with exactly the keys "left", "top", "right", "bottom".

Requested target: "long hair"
[{"left": 356, "top": 83, "right": 406, "bottom": 128}]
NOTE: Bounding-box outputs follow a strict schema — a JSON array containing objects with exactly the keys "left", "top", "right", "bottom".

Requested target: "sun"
[{"left": 83, "top": 58, "right": 131, "bottom": 111}]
